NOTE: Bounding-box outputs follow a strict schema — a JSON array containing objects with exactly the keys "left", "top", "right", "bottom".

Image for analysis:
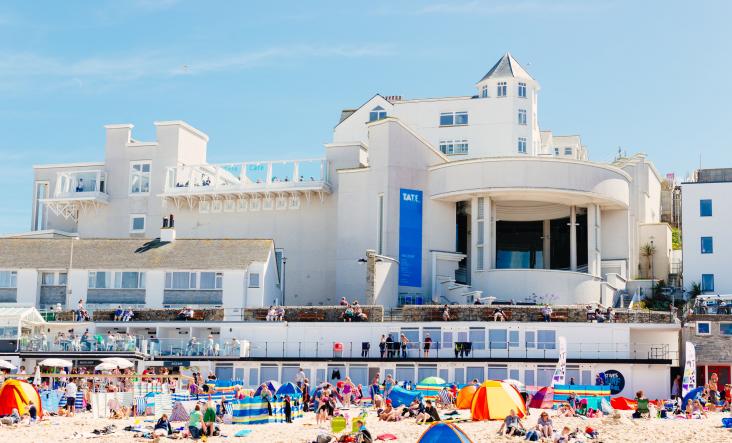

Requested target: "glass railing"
[
  {"left": 149, "top": 338, "right": 240, "bottom": 357},
  {"left": 52, "top": 170, "right": 108, "bottom": 198},
  {"left": 17, "top": 335, "right": 141, "bottom": 353}
]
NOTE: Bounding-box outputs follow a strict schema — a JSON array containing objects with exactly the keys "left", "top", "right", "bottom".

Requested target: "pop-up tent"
[
  {"left": 470, "top": 380, "right": 526, "bottom": 421},
  {"left": 682, "top": 387, "right": 704, "bottom": 409},
  {"left": 416, "top": 422, "right": 474, "bottom": 443},
  {"left": 528, "top": 387, "right": 554, "bottom": 409},
  {"left": 275, "top": 382, "right": 301, "bottom": 396},
  {"left": 0, "top": 379, "right": 43, "bottom": 416},
  {"left": 388, "top": 386, "right": 422, "bottom": 407},
  {"left": 456, "top": 385, "right": 477, "bottom": 409},
  {"left": 254, "top": 380, "right": 281, "bottom": 396}
]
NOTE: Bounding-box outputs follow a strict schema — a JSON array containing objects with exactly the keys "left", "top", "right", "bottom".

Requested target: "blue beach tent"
[{"left": 416, "top": 422, "right": 474, "bottom": 443}]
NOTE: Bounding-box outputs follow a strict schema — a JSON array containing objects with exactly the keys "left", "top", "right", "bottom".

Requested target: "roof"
[
  {"left": 0, "top": 306, "right": 45, "bottom": 326},
  {"left": 0, "top": 238, "right": 273, "bottom": 270},
  {"left": 478, "top": 52, "right": 534, "bottom": 83}
]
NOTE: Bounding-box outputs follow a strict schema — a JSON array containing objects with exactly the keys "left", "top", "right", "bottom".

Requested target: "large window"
[
  {"left": 701, "top": 236, "right": 714, "bottom": 254},
  {"left": 497, "top": 81, "right": 507, "bottom": 97},
  {"left": 696, "top": 321, "right": 711, "bottom": 335},
  {"left": 129, "top": 161, "right": 151, "bottom": 194},
  {"left": 165, "top": 271, "right": 222, "bottom": 290},
  {"left": 720, "top": 323, "right": 732, "bottom": 336},
  {"left": 518, "top": 109, "right": 527, "bottom": 125},
  {"left": 439, "top": 111, "right": 468, "bottom": 126},
  {"left": 88, "top": 271, "right": 145, "bottom": 289},
  {"left": 369, "top": 106, "right": 387, "bottom": 122},
  {"left": 481, "top": 85, "right": 488, "bottom": 98},
  {"left": 701, "top": 274, "right": 715, "bottom": 292},
  {"left": 488, "top": 329, "right": 507, "bottom": 350},
  {"left": 248, "top": 273, "right": 260, "bottom": 288},
  {"left": 700, "top": 199, "right": 713, "bottom": 217},
  {"left": 439, "top": 140, "right": 469, "bottom": 155},
  {"left": 517, "top": 137, "right": 527, "bottom": 154},
  {"left": 537, "top": 330, "right": 556, "bottom": 350},
  {"left": 469, "top": 327, "right": 485, "bottom": 350},
  {"left": 518, "top": 82, "right": 527, "bottom": 98},
  {"left": 0, "top": 271, "right": 17, "bottom": 288}
]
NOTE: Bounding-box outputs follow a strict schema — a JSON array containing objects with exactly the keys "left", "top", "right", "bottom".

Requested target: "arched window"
[{"left": 369, "top": 106, "right": 387, "bottom": 122}]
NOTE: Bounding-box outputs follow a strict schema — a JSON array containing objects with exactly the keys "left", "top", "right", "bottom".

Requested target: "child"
[{"left": 284, "top": 395, "right": 292, "bottom": 423}]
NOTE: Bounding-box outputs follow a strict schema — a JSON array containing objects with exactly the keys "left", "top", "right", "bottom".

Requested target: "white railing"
[
  {"left": 163, "top": 159, "right": 330, "bottom": 194},
  {"left": 52, "top": 170, "right": 108, "bottom": 199}
]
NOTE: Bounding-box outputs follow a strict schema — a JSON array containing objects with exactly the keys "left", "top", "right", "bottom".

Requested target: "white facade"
[
  {"left": 25, "top": 53, "right": 669, "bottom": 308},
  {"left": 681, "top": 176, "right": 732, "bottom": 294}
]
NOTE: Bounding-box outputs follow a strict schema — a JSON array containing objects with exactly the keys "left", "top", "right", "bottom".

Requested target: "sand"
[{"left": 2, "top": 410, "right": 731, "bottom": 442}]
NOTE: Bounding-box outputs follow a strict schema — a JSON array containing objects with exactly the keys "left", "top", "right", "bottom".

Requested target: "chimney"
[{"left": 161, "top": 214, "right": 176, "bottom": 242}]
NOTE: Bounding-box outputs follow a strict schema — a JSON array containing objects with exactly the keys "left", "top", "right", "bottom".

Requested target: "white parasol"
[
  {"left": 98, "top": 357, "right": 134, "bottom": 369},
  {"left": 0, "top": 360, "right": 16, "bottom": 370},
  {"left": 39, "top": 358, "right": 73, "bottom": 368},
  {"left": 503, "top": 378, "right": 527, "bottom": 392},
  {"left": 95, "top": 362, "right": 120, "bottom": 371}
]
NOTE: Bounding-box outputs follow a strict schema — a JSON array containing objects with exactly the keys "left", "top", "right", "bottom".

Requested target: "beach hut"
[
  {"left": 456, "top": 385, "right": 477, "bottom": 409},
  {"left": 416, "top": 422, "right": 474, "bottom": 443},
  {"left": 254, "top": 380, "right": 281, "bottom": 396},
  {"left": 528, "top": 387, "right": 554, "bottom": 409},
  {"left": 275, "top": 382, "right": 301, "bottom": 396},
  {"left": 470, "top": 380, "right": 526, "bottom": 421},
  {"left": 0, "top": 379, "right": 43, "bottom": 416}
]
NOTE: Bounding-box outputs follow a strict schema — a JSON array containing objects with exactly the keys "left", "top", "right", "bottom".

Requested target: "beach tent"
[
  {"left": 416, "top": 422, "right": 474, "bottom": 443},
  {"left": 456, "top": 385, "right": 477, "bottom": 409},
  {"left": 388, "top": 386, "right": 422, "bottom": 407},
  {"left": 0, "top": 379, "right": 43, "bottom": 416},
  {"left": 275, "top": 382, "right": 301, "bottom": 396},
  {"left": 528, "top": 386, "right": 554, "bottom": 409},
  {"left": 682, "top": 387, "right": 704, "bottom": 409},
  {"left": 170, "top": 401, "right": 190, "bottom": 422},
  {"left": 254, "top": 380, "right": 281, "bottom": 396},
  {"left": 231, "top": 396, "right": 303, "bottom": 425},
  {"left": 470, "top": 380, "right": 526, "bottom": 421}
]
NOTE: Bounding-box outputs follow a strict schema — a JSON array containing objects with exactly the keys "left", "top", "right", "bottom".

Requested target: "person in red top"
[{"left": 423, "top": 334, "right": 433, "bottom": 358}]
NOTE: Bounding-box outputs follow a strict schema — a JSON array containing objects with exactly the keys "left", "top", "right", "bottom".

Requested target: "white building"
[
  {"left": 23, "top": 53, "right": 670, "bottom": 308},
  {"left": 681, "top": 168, "right": 732, "bottom": 294}
]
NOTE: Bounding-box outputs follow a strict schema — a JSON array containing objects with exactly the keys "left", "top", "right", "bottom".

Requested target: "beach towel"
[
  {"left": 376, "top": 434, "right": 397, "bottom": 440},
  {"left": 235, "top": 429, "right": 252, "bottom": 437}
]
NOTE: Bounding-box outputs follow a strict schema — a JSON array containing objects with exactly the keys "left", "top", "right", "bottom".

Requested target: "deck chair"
[
  {"left": 636, "top": 399, "right": 651, "bottom": 418},
  {"left": 331, "top": 416, "right": 347, "bottom": 434}
]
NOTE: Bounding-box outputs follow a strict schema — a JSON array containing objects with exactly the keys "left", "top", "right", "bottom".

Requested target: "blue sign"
[
  {"left": 398, "top": 188, "right": 423, "bottom": 287},
  {"left": 603, "top": 369, "right": 625, "bottom": 395}
]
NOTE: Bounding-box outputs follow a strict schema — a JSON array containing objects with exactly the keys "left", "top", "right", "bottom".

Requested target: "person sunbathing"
[
  {"left": 691, "top": 400, "right": 707, "bottom": 418},
  {"left": 556, "top": 403, "right": 576, "bottom": 417},
  {"left": 378, "top": 401, "right": 400, "bottom": 421}
]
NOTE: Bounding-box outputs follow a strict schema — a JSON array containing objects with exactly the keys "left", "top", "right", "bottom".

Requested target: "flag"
[
  {"left": 681, "top": 341, "right": 696, "bottom": 398},
  {"left": 551, "top": 337, "right": 567, "bottom": 387}
]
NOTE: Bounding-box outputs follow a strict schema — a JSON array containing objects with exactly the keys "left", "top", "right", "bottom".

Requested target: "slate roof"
[
  {"left": 0, "top": 238, "right": 273, "bottom": 270},
  {"left": 478, "top": 52, "right": 534, "bottom": 82}
]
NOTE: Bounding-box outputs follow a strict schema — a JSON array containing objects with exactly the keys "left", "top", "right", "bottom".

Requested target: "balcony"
[
  {"left": 41, "top": 170, "right": 109, "bottom": 221},
  {"left": 161, "top": 159, "right": 331, "bottom": 210}
]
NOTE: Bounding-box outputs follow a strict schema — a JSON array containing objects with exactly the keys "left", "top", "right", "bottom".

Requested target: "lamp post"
[{"left": 281, "top": 257, "right": 287, "bottom": 306}]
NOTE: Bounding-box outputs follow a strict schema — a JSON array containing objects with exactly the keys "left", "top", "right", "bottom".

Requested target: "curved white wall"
[
  {"left": 429, "top": 157, "right": 630, "bottom": 208},
  {"left": 473, "top": 269, "right": 605, "bottom": 305}
]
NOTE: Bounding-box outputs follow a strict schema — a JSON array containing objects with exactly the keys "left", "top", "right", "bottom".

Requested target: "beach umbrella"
[
  {"left": 503, "top": 378, "right": 526, "bottom": 393},
  {"left": 98, "top": 357, "right": 134, "bottom": 369},
  {"left": 39, "top": 358, "right": 72, "bottom": 368},
  {"left": 420, "top": 376, "right": 446, "bottom": 385},
  {"left": 0, "top": 360, "right": 16, "bottom": 370},
  {"left": 95, "top": 362, "right": 119, "bottom": 371}
]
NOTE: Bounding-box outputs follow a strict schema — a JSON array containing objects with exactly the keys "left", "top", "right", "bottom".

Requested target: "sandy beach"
[{"left": 2, "top": 409, "right": 731, "bottom": 443}]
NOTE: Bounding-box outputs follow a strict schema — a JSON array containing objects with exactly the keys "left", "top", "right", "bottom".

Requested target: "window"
[
  {"left": 701, "top": 274, "right": 714, "bottom": 292},
  {"left": 487, "top": 366, "right": 508, "bottom": 380},
  {"left": 701, "top": 237, "right": 714, "bottom": 254},
  {"left": 517, "top": 137, "right": 527, "bottom": 154},
  {"left": 439, "top": 140, "right": 469, "bottom": 155},
  {"left": 696, "top": 321, "right": 711, "bottom": 335},
  {"left": 88, "top": 271, "right": 111, "bottom": 289},
  {"left": 41, "top": 272, "right": 55, "bottom": 286},
  {"left": 469, "top": 327, "right": 485, "bottom": 350},
  {"left": 248, "top": 273, "right": 260, "bottom": 288},
  {"left": 130, "top": 215, "right": 146, "bottom": 233},
  {"left": 369, "top": 106, "right": 387, "bottom": 122},
  {"left": 700, "top": 199, "right": 713, "bottom": 217},
  {"left": 439, "top": 112, "right": 468, "bottom": 126},
  {"left": 720, "top": 323, "right": 732, "bottom": 336},
  {"left": 554, "top": 147, "right": 560, "bottom": 156},
  {"left": 489, "top": 329, "right": 507, "bottom": 350},
  {"left": 442, "top": 331, "right": 453, "bottom": 349},
  {"left": 497, "top": 81, "right": 507, "bottom": 97},
  {"left": 518, "top": 109, "right": 527, "bottom": 125},
  {"left": 518, "top": 82, "right": 527, "bottom": 98},
  {"left": 165, "top": 271, "right": 222, "bottom": 290},
  {"left": 114, "top": 271, "right": 145, "bottom": 289},
  {"left": 481, "top": 85, "right": 488, "bottom": 98},
  {"left": 564, "top": 147, "right": 573, "bottom": 156},
  {"left": 509, "top": 330, "right": 519, "bottom": 348},
  {"left": 524, "top": 369, "right": 535, "bottom": 386},
  {"left": 58, "top": 272, "right": 68, "bottom": 285},
  {"left": 525, "top": 330, "right": 536, "bottom": 348},
  {"left": 129, "top": 161, "right": 151, "bottom": 194},
  {"left": 0, "top": 271, "right": 17, "bottom": 288},
  {"left": 537, "top": 330, "right": 556, "bottom": 350}
]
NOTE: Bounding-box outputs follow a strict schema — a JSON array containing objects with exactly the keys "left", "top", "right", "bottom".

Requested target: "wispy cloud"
[
  {"left": 0, "top": 44, "right": 395, "bottom": 91},
  {"left": 375, "top": 0, "right": 611, "bottom": 16}
]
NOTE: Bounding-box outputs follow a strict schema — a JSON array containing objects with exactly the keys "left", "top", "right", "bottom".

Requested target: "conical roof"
[{"left": 478, "top": 52, "right": 534, "bottom": 82}]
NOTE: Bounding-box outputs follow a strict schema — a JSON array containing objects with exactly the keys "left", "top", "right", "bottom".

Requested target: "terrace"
[{"left": 41, "top": 169, "right": 109, "bottom": 221}]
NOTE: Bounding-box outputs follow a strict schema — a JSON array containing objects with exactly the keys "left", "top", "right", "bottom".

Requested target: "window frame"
[
  {"left": 518, "top": 82, "right": 527, "bottom": 98},
  {"left": 720, "top": 323, "right": 732, "bottom": 336},
  {"left": 536, "top": 329, "right": 556, "bottom": 350},
  {"left": 700, "top": 199, "right": 713, "bottom": 217},
  {"left": 481, "top": 85, "right": 488, "bottom": 98},
  {"left": 164, "top": 271, "right": 223, "bottom": 290},
  {"left": 564, "top": 147, "right": 573, "bottom": 156},
  {"left": 701, "top": 236, "right": 714, "bottom": 254},
  {"left": 497, "top": 81, "right": 507, "bottom": 97},
  {"left": 439, "top": 139, "right": 469, "bottom": 155},
  {"left": 518, "top": 109, "right": 527, "bottom": 125},
  {"left": 701, "top": 274, "right": 715, "bottom": 292},
  {"left": 129, "top": 161, "right": 152, "bottom": 195},
  {"left": 368, "top": 106, "right": 387, "bottom": 122},
  {"left": 517, "top": 137, "right": 527, "bottom": 154},
  {"left": 88, "top": 270, "right": 145, "bottom": 289},
  {"left": 248, "top": 272, "right": 260, "bottom": 288},
  {"left": 129, "top": 214, "right": 146, "bottom": 234},
  {"left": 0, "top": 271, "right": 17, "bottom": 288},
  {"left": 439, "top": 112, "right": 469, "bottom": 127},
  {"left": 696, "top": 321, "right": 711, "bottom": 336}
]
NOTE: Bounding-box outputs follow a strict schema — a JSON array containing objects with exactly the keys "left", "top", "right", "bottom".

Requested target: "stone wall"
[
  {"left": 82, "top": 308, "right": 224, "bottom": 322},
  {"left": 684, "top": 316, "right": 732, "bottom": 362},
  {"left": 163, "top": 289, "right": 223, "bottom": 305},
  {"left": 241, "top": 305, "right": 384, "bottom": 322},
  {"left": 40, "top": 286, "right": 66, "bottom": 306},
  {"left": 87, "top": 288, "right": 146, "bottom": 304}
]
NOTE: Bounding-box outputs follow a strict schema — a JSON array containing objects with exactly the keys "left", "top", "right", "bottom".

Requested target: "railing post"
[
  {"left": 316, "top": 341, "right": 319, "bottom": 358},
  {"left": 282, "top": 341, "right": 285, "bottom": 358},
  {"left": 298, "top": 342, "right": 301, "bottom": 359},
  {"left": 265, "top": 342, "right": 268, "bottom": 358}
]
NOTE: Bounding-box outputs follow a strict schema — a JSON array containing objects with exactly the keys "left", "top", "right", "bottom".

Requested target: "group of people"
[
  {"left": 176, "top": 306, "right": 198, "bottom": 321},
  {"left": 339, "top": 298, "right": 368, "bottom": 322},
  {"left": 112, "top": 305, "right": 135, "bottom": 322},
  {"left": 266, "top": 305, "right": 286, "bottom": 322}
]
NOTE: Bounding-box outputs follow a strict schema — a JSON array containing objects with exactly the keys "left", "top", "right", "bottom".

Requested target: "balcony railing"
[
  {"left": 51, "top": 170, "right": 108, "bottom": 200},
  {"left": 163, "top": 159, "right": 330, "bottom": 195}
]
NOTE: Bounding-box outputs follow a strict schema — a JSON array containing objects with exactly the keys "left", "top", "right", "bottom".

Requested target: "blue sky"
[{"left": 1, "top": 0, "right": 730, "bottom": 233}]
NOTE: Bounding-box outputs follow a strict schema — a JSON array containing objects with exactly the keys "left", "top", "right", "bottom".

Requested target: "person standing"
[
  {"left": 423, "top": 334, "right": 432, "bottom": 358},
  {"left": 385, "top": 335, "right": 394, "bottom": 358},
  {"left": 295, "top": 367, "right": 306, "bottom": 389},
  {"left": 379, "top": 335, "right": 387, "bottom": 359},
  {"left": 284, "top": 395, "right": 293, "bottom": 423},
  {"left": 671, "top": 374, "right": 681, "bottom": 400},
  {"left": 400, "top": 334, "right": 409, "bottom": 358},
  {"left": 65, "top": 379, "right": 78, "bottom": 416}
]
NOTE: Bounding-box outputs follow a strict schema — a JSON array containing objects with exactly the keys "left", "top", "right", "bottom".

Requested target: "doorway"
[{"left": 708, "top": 365, "right": 731, "bottom": 392}]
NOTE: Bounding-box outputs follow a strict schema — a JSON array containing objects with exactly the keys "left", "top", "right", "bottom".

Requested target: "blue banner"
[{"left": 399, "top": 188, "right": 423, "bottom": 287}]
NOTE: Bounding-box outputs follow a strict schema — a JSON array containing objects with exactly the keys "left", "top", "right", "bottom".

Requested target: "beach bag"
[{"left": 525, "top": 430, "right": 540, "bottom": 441}]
